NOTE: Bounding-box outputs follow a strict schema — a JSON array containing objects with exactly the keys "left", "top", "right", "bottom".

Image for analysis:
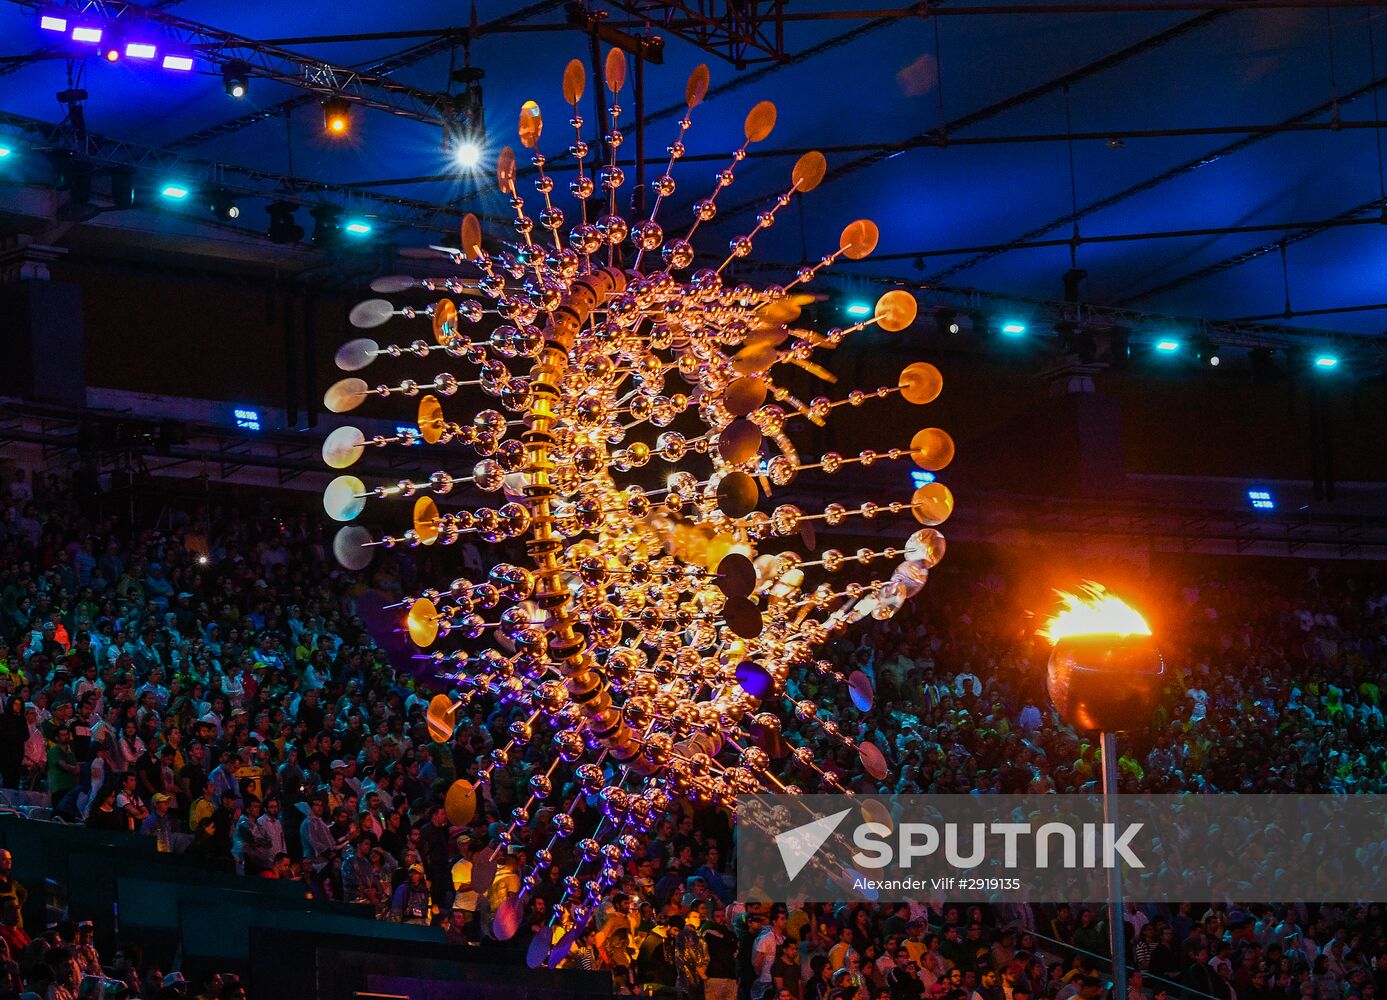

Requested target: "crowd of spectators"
[{"left": 1, "top": 461, "right": 1385, "bottom": 1000}]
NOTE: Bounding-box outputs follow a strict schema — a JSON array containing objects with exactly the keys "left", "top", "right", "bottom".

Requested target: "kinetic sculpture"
[{"left": 319, "top": 51, "right": 956, "bottom": 950}]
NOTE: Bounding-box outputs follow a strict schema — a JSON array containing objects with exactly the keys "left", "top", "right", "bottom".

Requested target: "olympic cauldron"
[{"left": 1043, "top": 585, "right": 1165, "bottom": 732}]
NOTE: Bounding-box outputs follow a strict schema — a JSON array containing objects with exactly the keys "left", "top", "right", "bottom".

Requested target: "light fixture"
[
  {"left": 266, "top": 201, "right": 305, "bottom": 244},
  {"left": 71, "top": 26, "right": 102, "bottom": 43},
  {"left": 1154, "top": 339, "right": 1180, "bottom": 353},
  {"left": 162, "top": 54, "right": 194, "bottom": 71},
  {"left": 454, "top": 141, "right": 482, "bottom": 168},
  {"left": 1247, "top": 489, "right": 1275, "bottom": 511},
  {"left": 1249, "top": 347, "right": 1280, "bottom": 381},
  {"left": 209, "top": 188, "right": 240, "bottom": 221},
  {"left": 0, "top": 146, "right": 11, "bottom": 159},
  {"left": 222, "top": 61, "right": 250, "bottom": 99},
  {"left": 1313, "top": 354, "right": 1339, "bottom": 370},
  {"left": 344, "top": 220, "right": 372, "bottom": 235},
  {"left": 845, "top": 301, "right": 872, "bottom": 317},
  {"left": 49, "top": 151, "right": 94, "bottom": 221},
  {"left": 102, "top": 42, "right": 120, "bottom": 62},
  {"left": 934, "top": 308, "right": 959, "bottom": 335},
  {"left": 1192, "top": 338, "right": 1220, "bottom": 367},
  {"left": 160, "top": 183, "right": 190, "bottom": 200},
  {"left": 125, "top": 42, "right": 156, "bottom": 59},
  {"left": 40, "top": 14, "right": 67, "bottom": 31},
  {"left": 311, "top": 203, "right": 342, "bottom": 244},
  {"left": 109, "top": 167, "right": 135, "bottom": 210},
  {"left": 447, "top": 65, "right": 486, "bottom": 168},
  {"left": 323, "top": 96, "right": 351, "bottom": 136},
  {"left": 1000, "top": 320, "right": 1026, "bottom": 336}
]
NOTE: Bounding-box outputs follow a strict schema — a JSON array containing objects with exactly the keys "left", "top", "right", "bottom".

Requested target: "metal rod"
[
  {"left": 850, "top": 215, "right": 1383, "bottom": 261},
  {"left": 1101, "top": 731, "right": 1129, "bottom": 1000},
  {"left": 340, "top": 117, "right": 1387, "bottom": 194},
  {"left": 927, "top": 69, "right": 1387, "bottom": 284},
  {"left": 722, "top": 10, "right": 1229, "bottom": 222},
  {"left": 248, "top": 0, "right": 1387, "bottom": 44},
  {"left": 1226, "top": 300, "right": 1387, "bottom": 321}
]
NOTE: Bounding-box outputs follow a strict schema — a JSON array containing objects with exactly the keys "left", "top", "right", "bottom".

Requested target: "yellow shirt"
[
  {"left": 487, "top": 865, "right": 520, "bottom": 911},
  {"left": 189, "top": 797, "right": 215, "bottom": 833},
  {"left": 450, "top": 859, "right": 480, "bottom": 911}
]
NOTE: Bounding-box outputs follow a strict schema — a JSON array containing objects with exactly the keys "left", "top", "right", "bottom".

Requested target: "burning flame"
[{"left": 1040, "top": 582, "right": 1151, "bottom": 643}]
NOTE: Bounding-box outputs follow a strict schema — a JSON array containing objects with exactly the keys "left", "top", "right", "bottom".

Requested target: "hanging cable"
[
  {"left": 1280, "top": 241, "right": 1292, "bottom": 317},
  {"left": 1327, "top": 9, "right": 1342, "bottom": 125},
  {"left": 1064, "top": 86, "right": 1081, "bottom": 267},
  {"left": 933, "top": 15, "right": 947, "bottom": 137},
  {"left": 1369, "top": 13, "right": 1386, "bottom": 208}
]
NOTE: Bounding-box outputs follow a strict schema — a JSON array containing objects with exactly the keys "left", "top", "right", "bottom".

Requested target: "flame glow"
[{"left": 1040, "top": 582, "right": 1151, "bottom": 643}]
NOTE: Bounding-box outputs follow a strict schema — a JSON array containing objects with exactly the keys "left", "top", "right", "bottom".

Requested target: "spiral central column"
[{"left": 523, "top": 267, "right": 644, "bottom": 770}]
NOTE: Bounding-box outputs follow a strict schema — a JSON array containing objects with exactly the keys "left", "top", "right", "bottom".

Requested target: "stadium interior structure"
[{"left": 1, "top": 2, "right": 1386, "bottom": 999}]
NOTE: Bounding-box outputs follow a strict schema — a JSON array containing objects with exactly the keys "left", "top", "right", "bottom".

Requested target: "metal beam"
[
  {"left": 730, "top": 256, "right": 1387, "bottom": 356},
  {"left": 926, "top": 72, "right": 1387, "bottom": 284},
  {"left": 339, "top": 7, "right": 909, "bottom": 208},
  {"left": 237, "top": 0, "right": 1387, "bottom": 45},
  {"left": 720, "top": 10, "right": 1230, "bottom": 221},
  {"left": 162, "top": 0, "right": 568, "bottom": 150},
  {"left": 0, "top": 0, "right": 185, "bottom": 78},
  {"left": 838, "top": 213, "right": 1385, "bottom": 261},
  {"left": 339, "top": 119, "right": 1387, "bottom": 189},
  {"left": 1116, "top": 198, "right": 1384, "bottom": 304},
  {"left": 595, "top": 0, "right": 789, "bottom": 66},
  {"left": 6, "top": 0, "right": 457, "bottom": 125},
  {"left": 0, "top": 109, "right": 480, "bottom": 237},
  {"left": 1228, "top": 301, "right": 1387, "bottom": 322}
]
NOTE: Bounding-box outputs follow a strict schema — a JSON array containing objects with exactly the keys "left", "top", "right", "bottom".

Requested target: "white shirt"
[{"left": 753, "top": 927, "right": 784, "bottom": 984}]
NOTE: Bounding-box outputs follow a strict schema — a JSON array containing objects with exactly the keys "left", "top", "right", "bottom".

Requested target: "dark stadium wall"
[{"left": 45, "top": 259, "right": 1387, "bottom": 488}]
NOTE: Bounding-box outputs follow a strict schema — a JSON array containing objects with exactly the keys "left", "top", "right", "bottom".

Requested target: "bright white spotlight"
[{"left": 454, "top": 142, "right": 482, "bottom": 169}]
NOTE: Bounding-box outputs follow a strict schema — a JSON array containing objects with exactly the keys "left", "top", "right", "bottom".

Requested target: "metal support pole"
[{"left": 1101, "top": 731, "right": 1129, "bottom": 1000}]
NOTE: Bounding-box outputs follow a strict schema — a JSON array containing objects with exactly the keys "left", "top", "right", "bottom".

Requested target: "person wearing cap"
[
  {"left": 72, "top": 920, "right": 101, "bottom": 977},
  {"left": 390, "top": 863, "right": 430, "bottom": 925},
  {"left": 157, "top": 969, "right": 189, "bottom": 999},
  {"left": 140, "top": 792, "right": 175, "bottom": 852},
  {"left": 448, "top": 835, "right": 483, "bottom": 941}
]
